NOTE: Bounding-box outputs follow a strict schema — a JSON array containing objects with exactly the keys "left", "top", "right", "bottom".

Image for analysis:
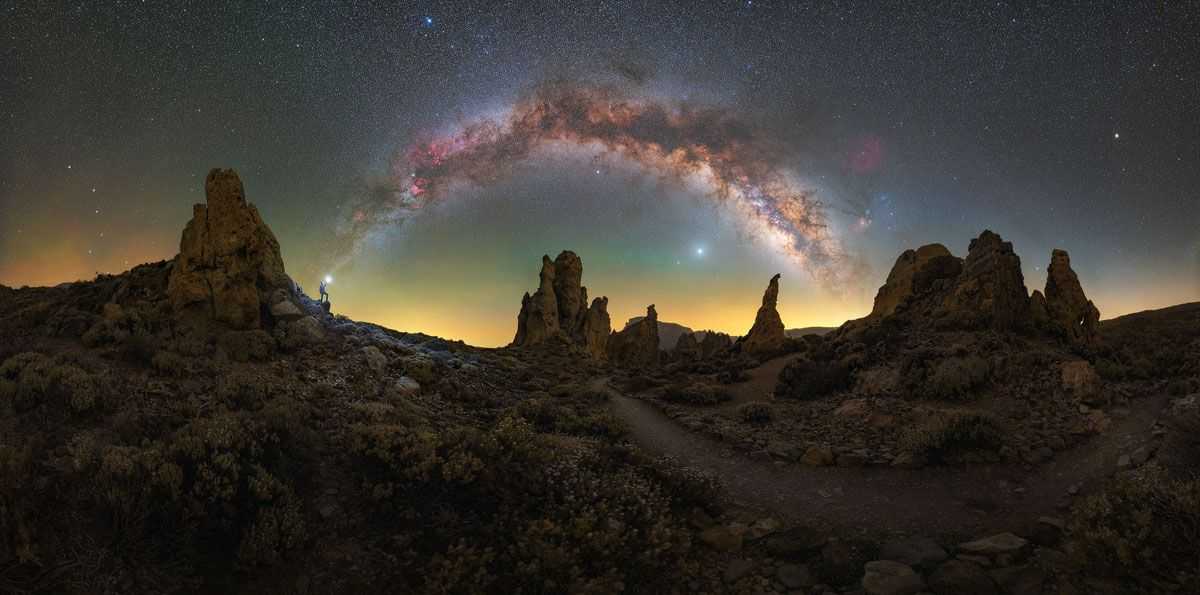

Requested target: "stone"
[
  {"left": 800, "top": 446, "right": 835, "bottom": 467},
  {"left": 700, "top": 525, "right": 744, "bottom": 552},
  {"left": 878, "top": 536, "right": 948, "bottom": 568},
  {"left": 765, "top": 526, "right": 827, "bottom": 558},
  {"left": 776, "top": 564, "right": 814, "bottom": 589},
  {"left": 958, "top": 533, "right": 1028, "bottom": 556},
  {"left": 607, "top": 304, "right": 660, "bottom": 368},
  {"left": 926, "top": 560, "right": 998, "bottom": 595},
  {"left": 870, "top": 243, "right": 960, "bottom": 318},
  {"left": 270, "top": 299, "right": 305, "bottom": 321},
  {"left": 512, "top": 250, "right": 611, "bottom": 358},
  {"left": 748, "top": 517, "right": 781, "bottom": 540},
  {"left": 861, "top": 560, "right": 925, "bottom": 595},
  {"left": 724, "top": 559, "right": 757, "bottom": 584},
  {"left": 1043, "top": 249, "right": 1100, "bottom": 345},
  {"left": 739, "top": 274, "right": 787, "bottom": 356},
  {"left": 362, "top": 346, "right": 388, "bottom": 375},
  {"left": 989, "top": 564, "right": 1046, "bottom": 595},
  {"left": 287, "top": 316, "right": 324, "bottom": 345},
  {"left": 167, "top": 168, "right": 293, "bottom": 330},
  {"left": 1032, "top": 517, "right": 1065, "bottom": 546},
  {"left": 392, "top": 376, "right": 421, "bottom": 396},
  {"left": 1060, "top": 361, "right": 1101, "bottom": 401}
]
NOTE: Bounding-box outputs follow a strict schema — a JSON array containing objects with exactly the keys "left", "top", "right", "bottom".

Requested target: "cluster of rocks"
[
  {"left": 607, "top": 304, "right": 661, "bottom": 367},
  {"left": 857, "top": 230, "right": 1100, "bottom": 345},
  {"left": 693, "top": 512, "right": 1076, "bottom": 595},
  {"left": 511, "top": 251, "right": 612, "bottom": 358},
  {"left": 673, "top": 329, "right": 734, "bottom": 361}
]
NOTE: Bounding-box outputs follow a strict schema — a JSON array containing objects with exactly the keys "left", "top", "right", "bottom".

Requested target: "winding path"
[{"left": 600, "top": 376, "right": 1168, "bottom": 537}]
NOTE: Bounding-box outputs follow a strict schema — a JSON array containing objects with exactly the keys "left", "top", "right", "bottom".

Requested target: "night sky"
[{"left": 3, "top": 2, "right": 1197, "bottom": 347}]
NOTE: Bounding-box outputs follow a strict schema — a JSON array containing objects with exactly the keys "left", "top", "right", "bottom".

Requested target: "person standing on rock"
[{"left": 319, "top": 277, "right": 330, "bottom": 303}]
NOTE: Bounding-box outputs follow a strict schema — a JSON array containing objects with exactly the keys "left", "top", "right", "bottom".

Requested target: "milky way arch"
[{"left": 330, "top": 80, "right": 855, "bottom": 288}]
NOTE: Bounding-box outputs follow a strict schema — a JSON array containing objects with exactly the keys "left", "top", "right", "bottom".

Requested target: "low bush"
[
  {"left": 345, "top": 416, "right": 695, "bottom": 593},
  {"left": 662, "top": 383, "right": 732, "bottom": 405},
  {"left": 515, "top": 395, "right": 627, "bottom": 438},
  {"left": 1067, "top": 464, "right": 1200, "bottom": 589},
  {"left": 776, "top": 359, "right": 853, "bottom": 399},
  {"left": 737, "top": 401, "right": 773, "bottom": 424},
  {"left": 926, "top": 355, "right": 990, "bottom": 400},
  {"left": 1160, "top": 406, "right": 1200, "bottom": 476},
  {"left": 898, "top": 411, "right": 1004, "bottom": 463}
]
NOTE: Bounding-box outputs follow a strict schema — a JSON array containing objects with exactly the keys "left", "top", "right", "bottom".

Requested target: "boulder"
[
  {"left": 1060, "top": 361, "right": 1101, "bottom": 401},
  {"left": 927, "top": 559, "right": 999, "bottom": 595},
  {"left": 878, "top": 536, "right": 948, "bottom": 569},
  {"left": 957, "top": 533, "right": 1028, "bottom": 556},
  {"left": 1043, "top": 249, "right": 1100, "bottom": 345},
  {"left": 608, "top": 305, "right": 660, "bottom": 368},
  {"left": 870, "top": 243, "right": 959, "bottom": 318},
  {"left": 861, "top": 560, "right": 925, "bottom": 595},
  {"left": 739, "top": 273, "right": 787, "bottom": 356},
  {"left": 511, "top": 251, "right": 611, "bottom": 357},
  {"left": 167, "top": 168, "right": 293, "bottom": 330}
]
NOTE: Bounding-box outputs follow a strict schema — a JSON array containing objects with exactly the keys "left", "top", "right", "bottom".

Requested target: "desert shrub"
[
  {"left": 345, "top": 416, "right": 696, "bottom": 593},
  {"left": 51, "top": 364, "right": 99, "bottom": 413},
  {"left": 82, "top": 318, "right": 127, "bottom": 348},
  {"left": 515, "top": 396, "right": 627, "bottom": 438},
  {"left": 120, "top": 331, "right": 159, "bottom": 364},
  {"left": 899, "top": 411, "right": 1004, "bottom": 463},
  {"left": 151, "top": 350, "right": 189, "bottom": 377},
  {"left": 776, "top": 359, "right": 853, "bottom": 399},
  {"left": 1067, "top": 464, "right": 1200, "bottom": 588},
  {"left": 662, "top": 383, "right": 732, "bottom": 405},
  {"left": 218, "top": 330, "right": 275, "bottom": 363},
  {"left": 926, "top": 355, "right": 990, "bottom": 400},
  {"left": 403, "top": 356, "right": 438, "bottom": 387},
  {"left": 737, "top": 401, "right": 774, "bottom": 424},
  {"left": 1160, "top": 407, "right": 1200, "bottom": 475},
  {"left": 1093, "top": 357, "right": 1128, "bottom": 381}
]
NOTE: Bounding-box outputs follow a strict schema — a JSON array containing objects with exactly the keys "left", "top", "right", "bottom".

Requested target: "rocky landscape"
[{"left": 1, "top": 169, "right": 1198, "bottom": 594}]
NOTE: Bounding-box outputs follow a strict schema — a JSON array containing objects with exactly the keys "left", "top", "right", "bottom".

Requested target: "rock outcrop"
[
  {"left": 674, "top": 331, "right": 701, "bottom": 361},
  {"left": 167, "top": 168, "right": 293, "bottom": 330},
  {"left": 511, "top": 250, "right": 611, "bottom": 357},
  {"left": 936, "top": 230, "right": 1030, "bottom": 330},
  {"left": 870, "top": 244, "right": 961, "bottom": 318},
  {"left": 738, "top": 274, "right": 787, "bottom": 356},
  {"left": 1042, "top": 250, "right": 1100, "bottom": 345},
  {"left": 608, "top": 304, "right": 660, "bottom": 367},
  {"left": 700, "top": 331, "right": 733, "bottom": 358}
]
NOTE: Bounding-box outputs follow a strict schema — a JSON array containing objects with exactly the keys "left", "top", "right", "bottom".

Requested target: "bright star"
[
  {"left": 422, "top": 16, "right": 434, "bottom": 27},
  {"left": 1113, "top": 132, "right": 1120, "bottom": 139},
  {"left": 695, "top": 247, "right": 705, "bottom": 256}
]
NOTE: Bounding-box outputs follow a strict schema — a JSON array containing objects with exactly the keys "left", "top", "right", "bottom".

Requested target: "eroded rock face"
[
  {"left": 674, "top": 331, "right": 701, "bottom": 361},
  {"left": 608, "top": 304, "right": 660, "bottom": 367},
  {"left": 870, "top": 244, "right": 960, "bottom": 318},
  {"left": 579, "top": 296, "right": 611, "bottom": 359},
  {"left": 700, "top": 331, "right": 733, "bottom": 358},
  {"left": 936, "top": 230, "right": 1030, "bottom": 330},
  {"left": 1043, "top": 250, "right": 1100, "bottom": 345},
  {"left": 739, "top": 274, "right": 787, "bottom": 356},
  {"left": 511, "top": 250, "right": 611, "bottom": 357},
  {"left": 167, "top": 168, "right": 292, "bottom": 330}
]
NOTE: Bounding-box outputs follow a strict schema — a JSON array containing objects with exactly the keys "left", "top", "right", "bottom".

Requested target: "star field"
[{"left": 1, "top": 1, "right": 1197, "bottom": 346}]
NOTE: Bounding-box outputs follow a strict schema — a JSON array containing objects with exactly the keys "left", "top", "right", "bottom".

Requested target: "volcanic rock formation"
[
  {"left": 608, "top": 304, "right": 660, "bottom": 367},
  {"left": 167, "top": 168, "right": 294, "bottom": 330},
  {"left": 934, "top": 230, "right": 1030, "bottom": 330},
  {"left": 674, "top": 331, "right": 701, "bottom": 361},
  {"left": 1041, "top": 249, "right": 1101, "bottom": 345},
  {"left": 700, "top": 331, "right": 734, "bottom": 358},
  {"left": 511, "top": 250, "right": 611, "bottom": 358},
  {"left": 869, "top": 244, "right": 961, "bottom": 318},
  {"left": 738, "top": 273, "right": 787, "bottom": 356}
]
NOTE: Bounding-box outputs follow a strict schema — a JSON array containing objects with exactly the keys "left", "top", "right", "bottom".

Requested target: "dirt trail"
[{"left": 598, "top": 376, "right": 1168, "bottom": 538}]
